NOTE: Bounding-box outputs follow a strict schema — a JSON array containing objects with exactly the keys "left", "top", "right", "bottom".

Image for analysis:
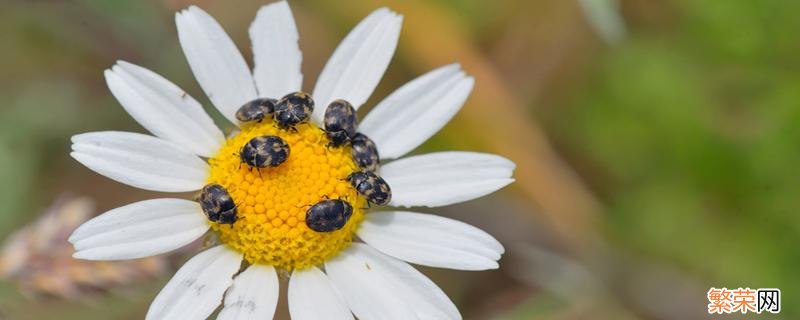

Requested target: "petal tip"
[
  {"left": 497, "top": 244, "right": 507, "bottom": 255},
  {"left": 67, "top": 230, "right": 81, "bottom": 244},
  {"left": 373, "top": 7, "right": 391, "bottom": 15},
  {"left": 496, "top": 178, "right": 516, "bottom": 191},
  {"left": 69, "top": 133, "right": 83, "bottom": 144},
  {"left": 72, "top": 250, "right": 91, "bottom": 260},
  {"left": 186, "top": 5, "right": 203, "bottom": 14},
  {"left": 103, "top": 68, "right": 115, "bottom": 78},
  {"left": 113, "top": 60, "right": 137, "bottom": 72},
  {"left": 463, "top": 75, "right": 476, "bottom": 86}
]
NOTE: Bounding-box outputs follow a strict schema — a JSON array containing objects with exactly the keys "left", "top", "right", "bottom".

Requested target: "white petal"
[
  {"left": 146, "top": 246, "right": 242, "bottom": 320},
  {"left": 325, "top": 247, "right": 415, "bottom": 320},
  {"left": 176, "top": 6, "right": 258, "bottom": 124},
  {"left": 359, "top": 211, "right": 503, "bottom": 271},
  {"left": 105, "top": 61, "right": 225, "bottom": 157},
  {"left": 217, "top": 265, "right": 279, "bottom": 320},
  {"left": 327, "top": 244, "right": 461, "bottom": 320},
  {"left": 70, "top": 131, "right": 209, "bottom": 192},
  {"left": 70, "top": 198, "right": 208, "bottom": 260},
  {"left": 360, "top": 64, "right": 474, "bottom": 159},
  {"left": 288, "top": 267, "right": 353, "bottom": 320},
  {"left": 249, "top": 1, "right": 302, "bottom": 98},
  {"left": 311, "top": 8, "right": 403, "bottom": 123},
  {"left": 381, "top": 152, "right": 515, "bottom": 207}
]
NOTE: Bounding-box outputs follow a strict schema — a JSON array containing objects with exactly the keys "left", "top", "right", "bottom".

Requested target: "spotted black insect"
[
  {"left": 323, "top": 99, "right": 358, "bottom": 147},
  {"left": 240, "top": 135, "right": 290, "bottom": 168},
  {"left": 199, "top": 183, "right": 238, "bottom": 224},
  {"left": 235, "top": 98, "right": 277, "bottom": 123},
  {"left": 347, "top": 171, "right": 391, "bottom": 206},
  {"left": 274, "top": 91, "right": 314, "bottom": 129},
  {"left": 350, "top": 133, "right": 380, "bottom": 172},
  {"left": 305, "top": 199, "right": 354, "bottom": 232}
]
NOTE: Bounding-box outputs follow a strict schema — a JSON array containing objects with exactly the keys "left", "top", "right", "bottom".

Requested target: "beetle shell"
[
  {"left": 199, "top": 184, "right": 238, "bottom": 224},
  {"left": 347, "top": 171, "right": 391, "bottom": 206},
  {"left": 240, "top": 135, "right": 290, "bottom": 168},
  {"left": 305, "top": 199, "right": 354, "bottom": 232},
  {"left": 274, "top": 91, "right": 314, "bottom": 128},
  {"left": 323, "top": 100, "right": 358, "bottom": 147},
  {"left": 350, "top": 133, "right": 380, "bottom": 172},
  {"left": 235, "top": 98, "right": 277, "bottom": 123}
]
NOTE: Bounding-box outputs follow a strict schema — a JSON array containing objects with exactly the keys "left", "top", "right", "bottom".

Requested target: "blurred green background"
[{"left": 1, "top": 0, "right": 797, "bottom": 319}]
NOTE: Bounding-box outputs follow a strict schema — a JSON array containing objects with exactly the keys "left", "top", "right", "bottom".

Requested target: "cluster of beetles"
[{"left": 199, "top": 92, "right": 392, "bottom": 233}]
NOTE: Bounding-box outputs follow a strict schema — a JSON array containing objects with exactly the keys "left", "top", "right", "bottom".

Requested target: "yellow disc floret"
[{"left": 207, "top": 120, "right": 365, "bottom": 271}]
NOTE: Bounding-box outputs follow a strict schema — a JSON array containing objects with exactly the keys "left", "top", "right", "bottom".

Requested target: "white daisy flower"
[{"left": 68, "top": 2, "right": 515, "bottom": 319}]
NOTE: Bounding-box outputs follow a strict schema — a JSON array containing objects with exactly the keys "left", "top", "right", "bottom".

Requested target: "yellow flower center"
[{"left": 207, "top": 119, "right": 366, "bottom": 271}]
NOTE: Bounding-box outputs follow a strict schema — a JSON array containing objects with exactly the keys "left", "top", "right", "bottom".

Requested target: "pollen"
[{"left": 207, "top": 120, "right": 366, "bottom": 271}]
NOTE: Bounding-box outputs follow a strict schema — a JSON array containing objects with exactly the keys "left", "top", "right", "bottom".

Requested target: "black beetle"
[
  {"left": 240, "top": 135, "right": 290, "bottom": 168},
  {"left": 323, "top": 99, "right": 358, "bottom": 147},
  {"left": 199, "top": 183, "right": 238, "bottom": 224},
  {"left": 235, "top": 98, "right": 277, "bottom": 123},
  {"left": 346, "top": 171, "right": 391, "bottom": 206},
  {"left": 305, "top": 199, "right": 353, "bottom": 232},
  {"left": 274, "top": 91, "right": 314, "bottom": 129},
  {"left": 350, "top": 133, "right": 380, "bottom": 172}
]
